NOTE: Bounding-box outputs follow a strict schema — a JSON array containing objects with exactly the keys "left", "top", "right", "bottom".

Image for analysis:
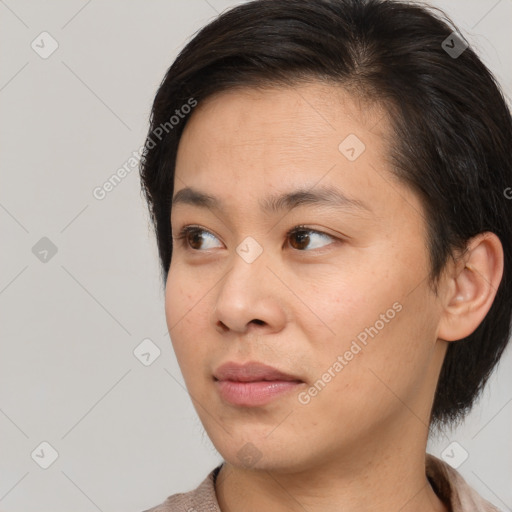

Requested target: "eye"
[
  {"left": 173, "top": 225, "right": 223, "bottom": 251},
  {"left": 172, "top": 224, "right": 337, "bottom": 252},
  {"left": 286, "top": 225, "right": 336, "bottom": 251}
]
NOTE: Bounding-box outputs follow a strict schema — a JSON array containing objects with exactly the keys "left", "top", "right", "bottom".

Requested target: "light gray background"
[{"left": 1, "top": 1, "right": 511, "bottom": 511}]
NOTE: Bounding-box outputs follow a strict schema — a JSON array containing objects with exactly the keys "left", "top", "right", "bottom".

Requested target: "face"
[{"left": 166, "top": 82, "right": 447, "bottom": 473}]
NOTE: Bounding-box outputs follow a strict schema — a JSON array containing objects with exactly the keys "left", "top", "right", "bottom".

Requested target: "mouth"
[
  {"left": 213, "top": 361, "right": 305, "bottom": 407},
  {"left": 213, "top": 360, "right": 303, "bottom": 382}
]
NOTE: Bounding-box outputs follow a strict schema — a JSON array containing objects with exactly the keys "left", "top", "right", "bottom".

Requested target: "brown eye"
[
  {"left": 174, "top": 225, "right": 336, "bottom": 253},
  {"left": 174, "top": 226, "right": 222, "bottom": 251},
  {"left": 289, "top": 228, "right": 310, "bottom": 250},
  {"left": 186, "top": 229, "right": 203, "bottom": 250},
  {"left": 287, "top": 226, "right": 335, "bottom": 251}
]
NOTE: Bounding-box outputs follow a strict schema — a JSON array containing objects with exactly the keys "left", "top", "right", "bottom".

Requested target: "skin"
[{"left": 165, "top": 82, "right": 503, "bottom": 512}]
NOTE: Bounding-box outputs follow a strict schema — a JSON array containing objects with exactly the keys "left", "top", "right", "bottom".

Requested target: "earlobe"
[{"left": 437, "top": 233, "right": 504, "bottom": 342}]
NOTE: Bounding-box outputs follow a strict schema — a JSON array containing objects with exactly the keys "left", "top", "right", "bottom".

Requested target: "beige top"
[{"left": 143, "top": 454, "right": 502, "bottom": 512}]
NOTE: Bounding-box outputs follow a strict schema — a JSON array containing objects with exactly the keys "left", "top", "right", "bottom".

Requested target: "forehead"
[
  {"left": 173, "top": 82, "right": 408, "bottom": 220},
  {"left": 179, "top": 82, "right": 385, "bottom": 151}
]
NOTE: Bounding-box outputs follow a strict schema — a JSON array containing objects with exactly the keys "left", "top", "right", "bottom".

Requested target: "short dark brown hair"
[{"left": 139, "top": 0, "right": 512, "bottom": 428}]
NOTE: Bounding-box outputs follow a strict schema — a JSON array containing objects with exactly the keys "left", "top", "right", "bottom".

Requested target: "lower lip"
[{"left": 215, "top": 379, "right": 303, "bottom": 406}]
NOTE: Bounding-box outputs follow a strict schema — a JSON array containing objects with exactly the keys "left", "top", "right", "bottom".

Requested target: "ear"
[{"left": 438, "top": 232, "right": 504, "bottom": 342}]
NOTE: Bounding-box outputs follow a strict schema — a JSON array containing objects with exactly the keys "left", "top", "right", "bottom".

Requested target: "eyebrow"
[{"left": 171, "top": 185, "right": 372, "bottom": 215}]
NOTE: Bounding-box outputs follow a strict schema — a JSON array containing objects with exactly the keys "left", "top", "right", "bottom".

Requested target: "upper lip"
[{"left": 214, "top": 361, "right": 303, "bottom": 382}]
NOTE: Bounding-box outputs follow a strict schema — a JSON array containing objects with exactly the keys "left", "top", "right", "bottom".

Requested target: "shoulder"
[
  {"left": 141, "top": 464, "right": 223, "bottom": 512},
  {"left": 426, "top": 453, "right": 502, "bottom": 512}
]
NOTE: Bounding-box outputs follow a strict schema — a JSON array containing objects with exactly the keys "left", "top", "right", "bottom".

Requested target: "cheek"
[
  {"left": 165, "top": 267, "right": 209, "bottom": 375},
  {"left": 298, "top": 267, "right": 391, "bottom": 347},
  {"left": 300, "top": 265, "right": 434, "bottom": 399},
  {"left": 294, "top": 312, "right": 418, "bottom": 441},
  {"left": 322, "top": 294, "right": 438, "bottom": 423},
  {"left": 165, "top": 263, "right": 200, "bottom": 325}
]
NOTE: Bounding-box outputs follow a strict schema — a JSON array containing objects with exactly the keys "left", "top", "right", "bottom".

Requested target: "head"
[{"left": 140, "top": 0, "right": 512, "bottom": 469}]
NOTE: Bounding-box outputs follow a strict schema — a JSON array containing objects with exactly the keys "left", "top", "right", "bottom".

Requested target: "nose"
[{"left": 212, "top": 248, "right": 287, "bottom": 335}]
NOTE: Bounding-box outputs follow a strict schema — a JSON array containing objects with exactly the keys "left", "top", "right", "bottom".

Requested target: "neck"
[{"left": 214, "top": 424, "right": 450, "bottom": 512}]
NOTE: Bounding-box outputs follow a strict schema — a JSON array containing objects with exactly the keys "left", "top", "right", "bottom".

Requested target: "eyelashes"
[
  {"left": 172, "top": 224, "right": 338, "bottom": 253},
  {"left": 173, "top": 225, "right": 220, "bottom": 251}
]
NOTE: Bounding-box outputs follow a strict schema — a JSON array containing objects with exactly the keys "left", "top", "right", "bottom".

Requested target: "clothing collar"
[{"left": 150, "top": 453, "right": 501, "bottom": 511}]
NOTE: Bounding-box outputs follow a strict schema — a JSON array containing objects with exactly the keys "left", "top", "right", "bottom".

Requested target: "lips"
[
  {"left": 213, "top": 361, "right": 303, "bottom": 383},
  {"left": 213, "top": 361, "right": 304, "bottom": 407}
]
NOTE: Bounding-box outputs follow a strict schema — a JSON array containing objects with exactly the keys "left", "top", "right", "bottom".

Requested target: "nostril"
[{"left": 216, "top": 321, "right": 229, "bottom": 332}]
